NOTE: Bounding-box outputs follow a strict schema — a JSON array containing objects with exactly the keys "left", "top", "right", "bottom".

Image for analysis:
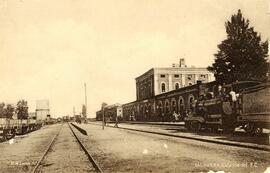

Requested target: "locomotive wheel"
[
  {"left": 190, "top": 122, "right": 201, "bottom": 132},
  {"left": 184, "top": 122, "right": 191, "bottom": 130},
  {"left": 211, "top": 126, "right": 219, "bottom": 133},
  {"left": 243, "top": 123, "right": 254, "bottom": 134},
  {"left": 253, "top": 128, "right": 263, "bottom": 136},
  {"left": 2, "top": 131, "right": 7, "bottom": 140},
  {"left": 5, "top": 130, "right": 15, "bottom": 140},
  {"left": 223, "top": 128, "right": 234, "bottom": 134}
]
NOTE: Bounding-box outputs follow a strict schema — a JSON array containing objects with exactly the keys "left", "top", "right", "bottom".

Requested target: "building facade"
[{"left": 135, "top": 59, "right": 214, "bottom": 101}]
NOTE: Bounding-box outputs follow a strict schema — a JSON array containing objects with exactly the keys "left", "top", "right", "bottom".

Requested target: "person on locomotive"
[
  {"left": 217, "top": 85, "right": 222, "bottom": 96},
  {"left": 229, "top": 87, "right": 237, "bottom": 113}
]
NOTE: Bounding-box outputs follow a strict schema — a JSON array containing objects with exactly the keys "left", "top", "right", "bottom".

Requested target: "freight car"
[
  {"left": 0, "top": 118, "right": 42, "bottom": 140},
  {"left": 184, "top": 81, "right": 270, "bottom": 135}
]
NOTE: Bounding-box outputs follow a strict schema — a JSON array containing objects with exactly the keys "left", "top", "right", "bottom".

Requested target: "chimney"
[{"left": 179, "top": 58, "right": 186, "bottom": 67}]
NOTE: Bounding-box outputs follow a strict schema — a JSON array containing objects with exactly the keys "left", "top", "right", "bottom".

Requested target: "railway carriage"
[{"left": 237, "top": 82, "right": 270, "bottom": 134}]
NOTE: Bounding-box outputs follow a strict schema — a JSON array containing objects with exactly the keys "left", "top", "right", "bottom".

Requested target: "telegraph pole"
[
  {"left": 267, "top": 7, "right": 270, "bottom": 144},
  {"left": 84, "top": 83, "right": 87, "bottom": 119},
  {"left": 102, "top": 107, "right": 105, "bottom": 130}
]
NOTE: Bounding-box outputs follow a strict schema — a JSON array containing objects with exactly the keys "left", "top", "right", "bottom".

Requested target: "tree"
[
  {"left": 16, "top": 100, "right": 28, "bottom": 119},
  {"left": 0, "top": 102, "right": 5, "bottom": 118},
  {"left": 208, "top": 9, "right": 269, "bottom": 84},
  {"left": 4, "top": 104, "right": 15, "bottom": 119}
]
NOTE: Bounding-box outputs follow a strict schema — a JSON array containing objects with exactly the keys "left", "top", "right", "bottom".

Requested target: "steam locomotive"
[{"left": 184, "top": 81, "right": 270, "bottom": 135}]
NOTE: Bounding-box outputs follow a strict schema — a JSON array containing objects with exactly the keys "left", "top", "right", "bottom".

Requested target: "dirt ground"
[
  {"left": 74, "top": 123, "right": 270, "bottom": 173},
  {"left": 0, "top": 124, "right": 62, "bottom": 173}
]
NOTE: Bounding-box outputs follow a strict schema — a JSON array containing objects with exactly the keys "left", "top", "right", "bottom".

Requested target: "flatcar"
[
  {"left": 0, "top": 118, "right": 42, "bottom": 140},
  {"left": 0, "top": 118, "right": 18, "bottom": 140}
]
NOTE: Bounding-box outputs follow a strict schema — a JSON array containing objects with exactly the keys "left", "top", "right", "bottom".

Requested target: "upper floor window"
[
  {"left": 174, "top": 74, "right": 179, "bottom": 78},
  {"left": 161, "top": 83, "right": 166, "bottom": 92},
  {"left": 200, "top": 74, "right": 206, "bottom": 78},
  {"left": 160, "top": 74, "right": 166, "bottom": 78}
]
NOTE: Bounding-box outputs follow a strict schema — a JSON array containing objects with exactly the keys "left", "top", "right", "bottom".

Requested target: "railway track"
[
  {"left": 88, "top": 122, "right": 270, "bottom": 152},
  {"left": 30, "top": 124, "right": 63, "bottom": 173},
  {"left": 30, "top": 123, "right": 103, "bottom": 173},
  {"left": 68, "top": 123, "right": 103, "bottom": 173}
]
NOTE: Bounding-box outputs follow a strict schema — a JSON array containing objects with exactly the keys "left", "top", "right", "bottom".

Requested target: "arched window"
[
  {"left": 144, "top": 105, "right": 148, "bottom": 119},
  {"left": 175, "top": 83, "right": 180, "bottom": 90},
  {"left": 161, "top": 83, "right": 166, "bottom": 93},
  {"left": 157, "top": 101, "right": 163, "bottom": 115},
  {"left": 165, "top": 101, "right": 170, "bottom": 113},
  {"left": 178, "top": 96, "right": 185, "bottom": 115},
  {"left": 189, "top": 97, "right": 194, "bottom": 109},
  {"left": 172, "top": 100, "right": 176, "bottom": 112},
  {"left": 188, "top": 94, "right": 195, "bottom": 111}
]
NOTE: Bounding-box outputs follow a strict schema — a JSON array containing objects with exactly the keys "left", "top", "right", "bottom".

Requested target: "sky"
[{"left": 0, "top": 0, "right": 269, "bottom": 118}]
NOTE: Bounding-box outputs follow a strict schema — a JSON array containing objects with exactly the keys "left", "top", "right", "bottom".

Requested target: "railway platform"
[
  {"left": 121, "top": 121, "right": 185, "bottom": 126},
  {"left": 90, "top": 121, "right": 270, "bottom": 151}
]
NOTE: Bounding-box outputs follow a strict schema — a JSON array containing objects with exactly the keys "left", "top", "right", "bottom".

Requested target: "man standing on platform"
[{"left": 114, "top": 115, "right": 119, "bottom": 128}]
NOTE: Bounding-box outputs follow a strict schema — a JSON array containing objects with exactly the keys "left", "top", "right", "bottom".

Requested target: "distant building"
[
  {"left": 135, "top": 58, "right": 214, "bottom": 101},
  {"left": 104, "top": 103, "right": 122, "bottom": 119},
  {"left": 96, "top": 103, "right": 122, "bottom": 121},
  {"left": 36, "top": 100, "right": 50, "bottom": 120}
]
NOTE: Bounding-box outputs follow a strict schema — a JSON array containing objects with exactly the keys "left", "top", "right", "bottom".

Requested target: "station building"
[
  {"left": 97, "top": 58, "right": 215, "bottom": 122},
  {"left": 136, "top": 58, "right": 214, "bottom": 101}
]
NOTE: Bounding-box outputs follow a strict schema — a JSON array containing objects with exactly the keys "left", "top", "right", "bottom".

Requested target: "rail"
[
  {"left": 31, "top": 124, "right": 63, "bottom": 173},
  {"left": 68, "top": 123, "right": 103, "bottom": 173}
]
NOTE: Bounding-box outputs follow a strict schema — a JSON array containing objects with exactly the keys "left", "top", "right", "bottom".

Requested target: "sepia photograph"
[{"left": 0, "top": 0, "right": 269, "bottom": 172}]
